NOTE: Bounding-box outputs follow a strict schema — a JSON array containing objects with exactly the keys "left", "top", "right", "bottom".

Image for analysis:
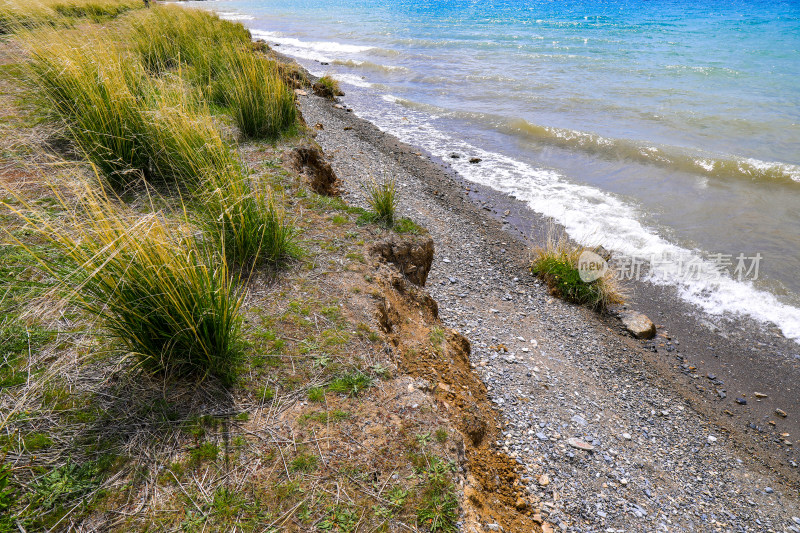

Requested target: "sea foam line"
[
  {"left": 352, "top": 100, "right": 800, "bottom": 344},
  {"left": 246, "top": 24, "right": 800, "bottom": 344}
]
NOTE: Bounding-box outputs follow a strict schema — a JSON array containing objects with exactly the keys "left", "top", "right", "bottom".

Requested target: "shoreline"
[{"left": 290, "top": 61, "right": 800, "bottom": 527}]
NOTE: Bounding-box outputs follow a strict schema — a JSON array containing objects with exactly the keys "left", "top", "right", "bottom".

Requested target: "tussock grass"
[
  {"left": 3, "top": 181, "right": 245, "bottom": 383},
  {"left": 131, "top": 6, "right": 296, "bottom": 139},
  {"left": 130, "top": 5, "right": 251, "bottom": 76},
  {"left": 214, "top": 47, "right": 297, "bottom": 139},
  {"left": 201, "top": 172, "right": 299, "bottom": 268},
  {"left": 23, "top": 30, "right": 239, "bottom": 190},
  {"left": 363, "top": 177, "right": 397, "bottom": 227},
  {"left": 530, "top": 229, "right": 624, "bottom": 310},
  {"left": 313, "top": 74, "right": 343, "bottom": 99},
  {"left": 0, "top": 0, "right": 139, "bottom": 33}
]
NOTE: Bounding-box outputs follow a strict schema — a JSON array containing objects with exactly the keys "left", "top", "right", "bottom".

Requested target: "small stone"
[
  {"left": 776, "top": 408, "right": 788, "bottom": 417},
  {"left": 620, "top": 478, "right": 628, "bottom": 486},
  {"left": 538, "top": 474, "right": 550, "bottom": 486},
  {"left": 469, "top": 157, "right": 482, "bottom": 164},
  {"left": 707, "top": 435, "right": 717, "bottom": 443},
  {"left": 735, "top": 397, "right": 747, "bottom": 405},
  {"left": 567, "top": 437, "right": 594, "bottom": 451},
  {"left": 486, "top": 523, "right": 500, "bottom": 532},
  {"left": 754, "top": 392, "right": 768, "bottom": 398},
  {"left": 570, "top": 415, "right": 588, "bottom": 427},
  {"left": 333, "top": 103, "right": 345, "bottom": 109},
  {"left": 443, "top": 258, "right": 451, "bottom": 263},
  {"left": 765, "top": 487, "right": 774, "bottom": 494},
  {"left": 620, "top": 311, "right": 656, "bottom": 339},
  {"left": 294, "top": 89, "right": 308, "bottom": 96},
  {"left": 792, "top": 517, "right": 800, "bottom": 526},
  {"left": 450, "top": 153, "right": 461, "bottom": 159},
  {"left": 536, "top": 432, "right": 548, "bottom": 441},
  {"left": 622, "top": 432, "right": 632, "bottom": 440}
]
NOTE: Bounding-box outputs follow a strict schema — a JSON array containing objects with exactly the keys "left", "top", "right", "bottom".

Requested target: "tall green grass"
[
  {"left": 0, "top": 0, "right": 140, "bottom": 34},
  {"left": 24, "top": 31, "right": 239, "bottom": 190},
  {"left": 201, "top": 173, "right": 299, "bottom": 268},
  {"left": 130, "top": 5, "right": 251, "bottom": 76},
  {"left": 215, "top": 48, "right": 297, "bottom": 139},
  {"left": 3, "top": 181, "right": 245, "bottom": 383},
  {"left": 130, "top": 6, "right": 296, "bottom": 139},
  {"left": 364, "top": 177, "right": 398, "bottom": 227}
]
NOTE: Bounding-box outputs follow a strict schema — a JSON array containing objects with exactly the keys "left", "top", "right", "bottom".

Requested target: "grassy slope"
[{"left": 0, "top": 9, "right": 470, "bottom": 533}]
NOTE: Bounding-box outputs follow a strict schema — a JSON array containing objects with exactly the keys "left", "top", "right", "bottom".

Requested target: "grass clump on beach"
[
  {"left": 4, "top": 182, "right": 245, "bottom": 384},
  {"left": 530, "top": 230, "right": 624, "bottom": 310},
  {"left": 313, "top": 74, "right": 344, "bottom": 99},
  {"left": 362, "top": 177, "right": 398, "bottom": 227}
]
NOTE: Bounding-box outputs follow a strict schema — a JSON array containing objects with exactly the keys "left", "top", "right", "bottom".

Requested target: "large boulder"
[
  {"left": 619, "top": 311, "right": 656, "bottom": 339},
  {"left": 290, "top": 143, "right": 339, "bottom": 196},
  {"left": 370, "top": 234, "right": 434, "bottom": 287}
]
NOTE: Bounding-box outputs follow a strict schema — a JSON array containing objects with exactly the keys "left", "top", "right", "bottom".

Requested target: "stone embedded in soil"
[
  {"left": 736, "top": 397, "right": 747, "bottom": 405},
  {"left": 619, "top": 311, "right": 657, "bottom": 339},
  {"left": 369, "top": 233, "right": 434, "bottom": 286},
  {"left": 567, "top": 437, "right": 595, "bottom": 451},
  {"left": 776, "top": 408, "right": 788, "bottom": 417},
  {"left": 469, "top": 157, "right": 482, "bottom": 163}
]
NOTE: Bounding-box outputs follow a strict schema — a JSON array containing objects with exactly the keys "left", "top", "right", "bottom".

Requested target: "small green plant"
[
  {"left": 416, "top": 457, "right": 458, "bottom": 533},
  {"left": 307, "top": 387, "right": 325, "bottom": 402},
  {"left": 289, "top": 453, "right": 318, "bottom": 473},
  {"left": 328, "top": 372, "right": 372, "bottom": 397},
  {"left": 29, "top": 458, "right": 103, "bottom": 512},
  {"left": 530, "top": 229, "right": 624, "bottom": 310},
  {"left": 363, "top": 177, "right": 397, "bottom": 227},
  {"left": 319, "top": 505, "right": 358, "bottom": 532},
  {"left": 429, "top": 326, "right": 445, "bottom": 347},
  {"left": 434, "top": 429, "right": 448, "bottom": 443},
  {"left": 386, "top": 485, "right": 408, "bottom": 508},
  {"left": 257, "top": 386, "right": 275, "bottom": 402},
  {"left": 190, "top": 442, "right": 219, "bottom": 464},
  {"left": 0, "top": 463, "right": 16, "bottom": 530}
]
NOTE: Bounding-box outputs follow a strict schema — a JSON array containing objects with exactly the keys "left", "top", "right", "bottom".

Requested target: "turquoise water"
[{"left": 189, "top": 0, "right": 800, "bottom": 341}]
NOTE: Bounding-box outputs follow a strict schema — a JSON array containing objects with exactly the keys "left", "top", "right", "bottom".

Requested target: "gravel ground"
[{"left": 299, "top": 93, "right": 800, "bottom": 532}]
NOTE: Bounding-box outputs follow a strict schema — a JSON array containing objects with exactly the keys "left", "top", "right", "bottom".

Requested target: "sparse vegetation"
[
  {"left": 530, "top": 229, "right": 624, "bottom": 310},
  {"left": 0, "top": 3, "right": 473, "bottom": 531},
  {"left": 328, "top": 371, "right": 373, "bottom": 397}
]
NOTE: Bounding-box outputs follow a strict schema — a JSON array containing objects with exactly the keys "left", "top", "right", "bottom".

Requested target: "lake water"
[{"left": 186, "top": 0, "right": 800, "bottom": 343}]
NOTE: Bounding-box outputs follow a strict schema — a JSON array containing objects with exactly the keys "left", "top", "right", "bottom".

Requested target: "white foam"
[
  {"left": 250, "top": 30, "right": 374, "bottom": 64},
  {"left": 217, "top": 11, "right": 254, "bottom": 21},
  {"left": 351, "top": 101, "right": 800, "bottom": 344}
]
